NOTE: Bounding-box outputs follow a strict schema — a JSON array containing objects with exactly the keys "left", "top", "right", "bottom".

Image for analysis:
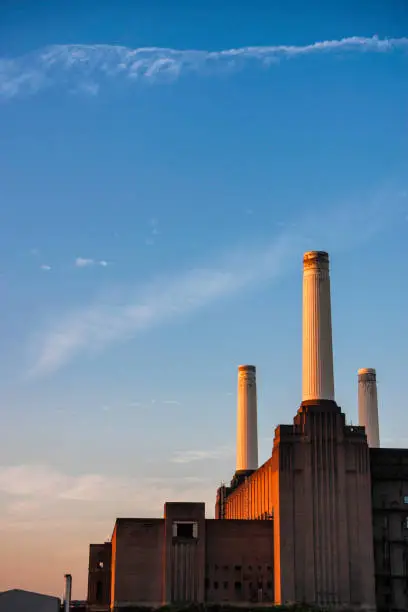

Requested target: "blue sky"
[{"left": 1, "top": 0, "right": 408, "bottom": 599}]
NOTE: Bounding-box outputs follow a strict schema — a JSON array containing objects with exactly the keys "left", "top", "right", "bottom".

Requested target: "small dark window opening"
[
  {"left": 96, "top": 581, "right": 103, "bottom": 603},
  {"left": 267, "top": 581, "right": 272, "bottom": 589},
  {"left": 234, "top": 581, "right": 242, "bottom": 591},
  {"left": 234, "top": 565, "right": 242, "bottom": 571},
  {"left": 204, "top": 578, "right": 210, "bottom": 590},
  {"left": 248, "top": 565, "right": 252, "bottom": 571},
  {"left": 267, "top": 565, "right": 272, "bottom": 571},
  {"left": 214, "top": 581, "right": 219, "bottom": 590},
  {"left": 223, "top": 581, "right": 228, "bottom": 589},
  {"left": 176, "top": 523, "right": 194, "bottom": 538}
]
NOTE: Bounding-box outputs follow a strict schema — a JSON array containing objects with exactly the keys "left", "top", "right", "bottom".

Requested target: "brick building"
[
  {"left": 85, "top": 250, "right": 408, "bottom": 611},
  {"left": 87, "top": 447, "right": 408, "bottom": 612},
  {"left": 215, "top": 432, "right": 408, "bottom": 611},
  {"left": 216, "top": 402, "right": 376, "bottom": 608},
  {"left": 87, "top": 502, "right": 274, "bottom": 610},
  {"left": 371, "top": 449, "right": 408, "bottom": 611}
]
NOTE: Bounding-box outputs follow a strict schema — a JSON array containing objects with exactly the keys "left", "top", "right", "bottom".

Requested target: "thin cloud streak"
[
  {"left": 1, "top": 35, "right": 407, "bottom": 99},
  {"left": 28, "top": 233, "right": 293, "bottom": 377},
  {"left": 0, "top": 464, "right": 218, "bottom": 530},
  {"left": 75, "top": 257, "right": 108, "bottom": 268},
  {"left": 27, "top": 185, "right": 404, "bottom": 378},
  {"left": 171, "top": 447, "right": 233, "bottom": 464}
]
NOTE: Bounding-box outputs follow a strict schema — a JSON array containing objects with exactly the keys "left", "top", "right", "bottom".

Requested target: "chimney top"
[
  {"left": 303, "top": 251, "right": 329, "bottom": 269},
  {"left": 358, "top": 368, "right": 376, "bottom": 379},
  {"left": 238, "top": 365, "right": 256, "bottom": 372}
]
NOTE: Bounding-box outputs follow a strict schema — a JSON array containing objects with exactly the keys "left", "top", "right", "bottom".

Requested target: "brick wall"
[
  {"left": 371, "top": 448, "right": 408, "bottom": 612},
  {"left": 205, "top": 519, "right": 274, "bottom": 604},
  {"left": 111, "top": 519, "right": 164, "bottom": 608},
  {"left": 87, "top": 542, "right": 112, "bottom": 608}
]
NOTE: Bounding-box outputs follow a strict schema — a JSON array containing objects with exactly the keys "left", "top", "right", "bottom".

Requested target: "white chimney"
[
  {"left": 358, "top": 368, "right": 380, "bottom": 448},
  {"left": 64, "top": 574, "right": 72, "bottom": 612},
  {"left": 302, "top": 251, "right": 335, "bottom": 403},
  {"left": 236, "top": 365, "right": 258, "bottom": 472}
]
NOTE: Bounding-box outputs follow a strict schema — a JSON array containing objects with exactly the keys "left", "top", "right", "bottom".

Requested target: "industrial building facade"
[
  {"left": 86, "top": 251, "right": 408, "bottom": 612},
  {"left": 88, "top": 502, "right": 274, "bottom": 610},
  {"left": 216, "top": 404, "right": 376, "bottom": 608}
]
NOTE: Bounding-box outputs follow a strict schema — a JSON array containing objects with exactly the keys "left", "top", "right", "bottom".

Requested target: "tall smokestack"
[
  {"left": 64, "top": 574, "right": 72, "bottom": 612},
  {"left": 302, "top": 251, "right": 335, "bottom": 403},
  {"left": 358, "top": 368, "right": 380, "bottom": 448},
  {"left": 236, "top": 365, "right": 258, "bottom": 472}
]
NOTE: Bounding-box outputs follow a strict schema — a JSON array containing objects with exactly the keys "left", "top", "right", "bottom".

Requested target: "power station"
[{"left": 86, "top": 251, "right": 408, "bottom": 612}]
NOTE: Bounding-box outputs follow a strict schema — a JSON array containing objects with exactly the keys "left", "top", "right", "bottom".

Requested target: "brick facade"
[
  {"left": 87, "top": 504, "right": 274, "bottom": 610},
  {"left": 87, "top": 428, "right": 408, "bottom": 612}
]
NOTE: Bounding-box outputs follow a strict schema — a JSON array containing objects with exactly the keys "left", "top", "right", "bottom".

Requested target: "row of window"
[
  {"left": 205, "top": 579, "right": 273, "bottom": 591},
  {"left": 94, "top": 560, "right": 272, "bottom": 572},
  {"left": 207, "top": 564, "right": 272, "bottom": 572}
]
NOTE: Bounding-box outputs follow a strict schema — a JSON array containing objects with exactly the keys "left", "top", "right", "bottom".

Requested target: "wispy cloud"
[
  {"left": 75, "top": 257, "right": 108, "bottom": 268},
  {"left": 1, "top": 36, "right": 407, "bottom": 99},
  {"left": 29, "top": 233, "right": 293, "bottom": 377},
  {"left": 0, "top": 463, "right": 217, "bottom": 531},
  {"left": 40, "top": 264, "right": 51, "bottom": 271},
  {"left": 26, "top": 185, "right": 405, "bottom": 378},
  {"left": 75, "top": 257, "right": 94, "bottom": 267},
  {"left": 171, "top": 447, "right": 233, "bottom": 464}
]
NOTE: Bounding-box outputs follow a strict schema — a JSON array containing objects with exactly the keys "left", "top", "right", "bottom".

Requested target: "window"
[
  {"left": 404, "top": 516, "right": 408, "bottom": 529},
  {"left": 204, "top": 578, "right": 210, "bottom": 590},
  {"left": 267, "top": 581, "right": 272, "bottom": 589},
  {"left": 383, "top": 541, "right": 390, "bottom": 570},
  {"left": 173, "top": 521, "right": 197, "bottom": 539},
  {"left": 404, "top": 496, "right": 408, "bottom": 504},
  {"left": 96, "top": 581, "right": 103, "bottom": 603},
  {"left": 234, "top": 565, "right": 242, "bottom": 571},
  {"left": 234, "top": 581, "right": 242, "bottom": 591},
  {"left": 223, "top": 581, "right": 228, "bottom": 589},
  {"left": 214, "top": 582, "right": 219, "bottom": 590}
]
